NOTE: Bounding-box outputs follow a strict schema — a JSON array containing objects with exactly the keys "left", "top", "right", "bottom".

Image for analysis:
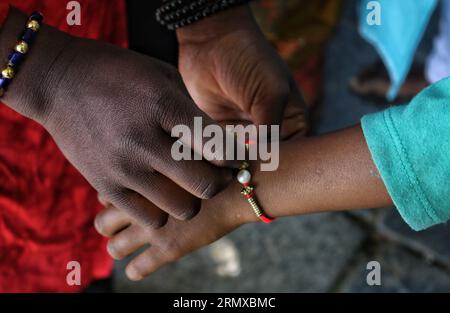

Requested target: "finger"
[
  {"left": 148, "top": 134, "right": 233, "bottom": 199},
  {"left": 107, "top": 225, "right": 148, "bottom": 260},
  {"left": 108, "top": 189, "right": 169, "bottom": 229},
  {"left": 123, "top": 205, "right": 234, "bottom": 280},
  {"left": 120, "top": 169, "right": 201, "bottom": 221},
  {"left": 97, "top": 194, "right": 110, "bottom": 207},
  {"left": 125, "top": 245, "right": 180, "bottom": 281},
  {"left": 94, "top": 204, "right": 130, "bottom": 237},
  {"left": 250, "top": 75, "right": 306, "bottom": 131},
  {"left": 249, "top": 77, "right": 290, "bottom": 127},
  {"left": 158, "top": 94, "right": 241, "bottom": 168},
  {"left": 251, "top": 100, "right": 285, "bottom": 127},
  {"left": 280, "top": 89, "right": 308, "bottom": 140},
  {"left": 281, "top": 113, "right": 308, "bottom": 140}
]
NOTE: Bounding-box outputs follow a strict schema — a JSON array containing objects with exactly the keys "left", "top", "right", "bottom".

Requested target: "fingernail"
[{"left": 126, "top": 266, "right": 143, "bottom": 281}]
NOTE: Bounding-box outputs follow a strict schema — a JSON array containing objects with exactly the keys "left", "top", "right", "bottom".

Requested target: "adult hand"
[
  {"left": 0, "top": 8, "right": 236, "bottom": 228},
  {"left": 177, "top": 5, "right": 308, "bottom": 139}
]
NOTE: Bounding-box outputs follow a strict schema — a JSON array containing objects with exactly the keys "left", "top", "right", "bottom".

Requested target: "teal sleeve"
[{"left": 361, "top": 77, "right": 450, "bottom": 231}]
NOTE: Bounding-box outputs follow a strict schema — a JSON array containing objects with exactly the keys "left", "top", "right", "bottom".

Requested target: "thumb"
[
  {"left": 280, "top": 91, "right": 309, "bottom": 140},
  {"left": 248, "top": 77, "right": 290, "bottom": 127},
  {"left": 250, "top": 98, "right": 286, "bottom": 127}
]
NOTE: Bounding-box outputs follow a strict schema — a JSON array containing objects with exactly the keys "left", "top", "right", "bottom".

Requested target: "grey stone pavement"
[{"left": 114, "top": 1, "right": 450, "bottom": 292}]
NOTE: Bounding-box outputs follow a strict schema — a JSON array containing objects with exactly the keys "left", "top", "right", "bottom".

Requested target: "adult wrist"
[
  {"left": 176, "top": 4, "right": 257, "bottom": 45},
  {"left": 0, "top": 7, "right": 73, "bottom": 124},
  {"left": 157, "top": 0, "right": 252, "bottom": 31}
]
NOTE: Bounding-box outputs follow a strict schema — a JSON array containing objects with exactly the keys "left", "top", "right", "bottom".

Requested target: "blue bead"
[
  {"left": 8, "top": 51, "right": 24, "bottom": 66},
  {"left": 29, "top": 11, "right": 43, "bottom": 23},
  {"left": 0, "top": 77, "right": 11, "bottom": 89},
  {"left": 21, "top": 28, "right": 36, "bottom": 44}
]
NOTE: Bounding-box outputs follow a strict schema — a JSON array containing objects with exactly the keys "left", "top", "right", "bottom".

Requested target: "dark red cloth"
[{"left": 0, "top": 0, "right": 128, "bottom": 292}]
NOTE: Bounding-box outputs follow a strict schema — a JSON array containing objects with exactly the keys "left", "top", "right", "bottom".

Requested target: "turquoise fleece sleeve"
[{"left": 361, "top": 77, "right": 450, "bottom": 231}]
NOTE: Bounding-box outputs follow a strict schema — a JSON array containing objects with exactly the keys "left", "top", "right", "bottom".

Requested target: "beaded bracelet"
[
  {"left": 156, "top": 0, "right": 251, "bottom": 30},
  {"left": 236, "top": 144, "right": 275, "bottom": 224},
  {"left": 0, "top": 11, "right": 43, "bottom": 97}
]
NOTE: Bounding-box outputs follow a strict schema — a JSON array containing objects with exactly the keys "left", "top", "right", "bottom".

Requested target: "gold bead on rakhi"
[{"left": 236, "top": 160, "right": 275, "bottom": 224}]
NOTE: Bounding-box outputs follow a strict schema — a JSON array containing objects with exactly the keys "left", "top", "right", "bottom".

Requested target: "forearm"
[{"left": 211, "top": 125, "right": 393, "bottom": 224}]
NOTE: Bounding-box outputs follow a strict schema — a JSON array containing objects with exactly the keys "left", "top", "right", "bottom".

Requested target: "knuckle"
[
  {"left": 176, "top": 203, "right": 200, "bottom": 221},
  {"left": 193, "top": 172, "right": 230, "bottom": 199},
  {"left": 154, "top": 92, "right": 179, "bottom": 124},
  {"left": 108, "top": 148, "right": 130, "bottom": 173},
  {"left": 197, "top": 180, "right": 221, "bottom": 199},
  {"left": 108, "top": 151, "right": 142, "bottom": 182},
  {"left": 102, "top": 187, "right": 127, "bottom": 205},
  {"left": 90, "top": 177, "right": 118, "bottom": 197},
  {"left": 142, "top": 213, "right": 168, "bottom": 230},
  {"left": 97, "top": 194, "right": 109, "bottom": 207},
  {"left": 111, "top": 191, "right": 168, "bottom": 230},
  {"left": 109, "top": 130, "right": 141, "bottom": 163}
]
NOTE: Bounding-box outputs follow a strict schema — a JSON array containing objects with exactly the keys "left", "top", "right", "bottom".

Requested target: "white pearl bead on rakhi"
[{"left": 237, "top": 169, "right": 251, "bottom": 185}]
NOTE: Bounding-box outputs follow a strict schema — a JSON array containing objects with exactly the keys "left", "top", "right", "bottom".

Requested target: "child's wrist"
[
  {"left": 223, "top": 159, "right": 274, "bottom": 225},
  {"left": 202, "top": 173, "right": 258, "bottom": 228}
]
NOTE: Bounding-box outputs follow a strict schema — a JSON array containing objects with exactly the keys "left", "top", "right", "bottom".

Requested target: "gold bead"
[
  {"left": 240, "top": 186, "right": 254, "bottom": 196},
  {"left": 15, "top": 41, "right": 29, "bottom": 54},
  {"left": 239, "top": 161, "right": 249, "bottom": 170},
  {"left": 26, "top": 20, "right": 40, "bottom": 31},
  {"left": 1, "top": 67, "right": 14, "bottom": 79}
]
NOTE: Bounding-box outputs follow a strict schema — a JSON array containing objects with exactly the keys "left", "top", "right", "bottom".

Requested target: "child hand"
[{"left": 94, "top": 182, "right": 255, "bottom": 281}]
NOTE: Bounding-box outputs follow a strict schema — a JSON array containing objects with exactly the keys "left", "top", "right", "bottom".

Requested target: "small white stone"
[{"left": 237, "top": 169, "right": 251, "bottom": 184}]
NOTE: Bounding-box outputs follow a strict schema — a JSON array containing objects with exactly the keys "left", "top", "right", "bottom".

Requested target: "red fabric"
[
  {"left": 0, "top": 0, "right": 128, "bottom": 292},
  {"left": 0, "top": 4, "right": 8, "bottom": 26}
]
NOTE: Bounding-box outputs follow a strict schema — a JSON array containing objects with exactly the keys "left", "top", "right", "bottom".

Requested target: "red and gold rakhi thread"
[{"left": 237, "top": 161, "right": 275, "bottom": 224}]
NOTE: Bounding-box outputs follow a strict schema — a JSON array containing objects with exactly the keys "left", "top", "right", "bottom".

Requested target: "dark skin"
[
  {"left": 0, "top": 5, "right": 306, "bottom": 228},
  {"left": 0, "top": 8, "right": 244, "bottom": 228},
  {"left": 95, "top": 125, "right": 393, "bottom": 281}
]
